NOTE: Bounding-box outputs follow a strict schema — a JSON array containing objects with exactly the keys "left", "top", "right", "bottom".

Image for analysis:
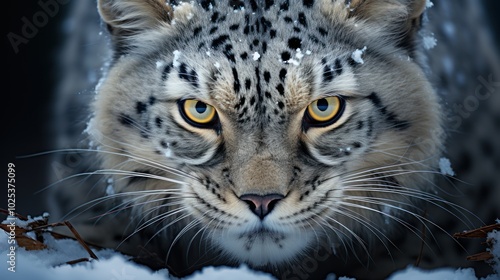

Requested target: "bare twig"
[
  {"left": 454, "top": 222, "right": 500, "bottom": 265},
  {"left": 66, "top": 258, "right": 93, "bottom": 265},
  {"left": 0, "top": 208, "right": 28, "bottom": 221},
  {"left": 64, "top": 221, "right": 99, "bottom": 260},
  {"left": 0, "top": 209, "right": 99, "bottom": 262},
  {"left": 454, "top": 224, "right": 500, "bottom": 239}
]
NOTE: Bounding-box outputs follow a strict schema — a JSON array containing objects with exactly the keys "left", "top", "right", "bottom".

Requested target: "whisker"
[
  {"left": 62, "top": 187, "right": 190, "bottom": 219},
  {"left": 335, "top": 199, "right": 434, "bottom": 252},
  {"left": 336, "top": 198, "right": 468, "bottom": 254},
  {"left": 118, "top": 207, "right": 191, "bottom": 249},
  {"left": 27, "top": 148, "right": 199, "bottom": 183},
  {"left": 322, "top": 215, "right": 370, "bottom": 263},
  {"left": 340, "top": 185, "right": 481, "bottom": 228},
  {"left": 328, "top": 206, "right": 398, "bottom": 258}
]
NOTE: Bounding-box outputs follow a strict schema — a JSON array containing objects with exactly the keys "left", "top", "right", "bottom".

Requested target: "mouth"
[
  {"left": 242, "top": 227, "right": 286, "bottom": 243},
  {"left": 248, "top": 227, "right": 279, "bottom": 235}
]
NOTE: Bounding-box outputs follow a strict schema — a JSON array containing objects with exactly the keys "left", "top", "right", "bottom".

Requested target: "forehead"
[{"left": 147, "top": 1, "right": 359, "bottom": 123}]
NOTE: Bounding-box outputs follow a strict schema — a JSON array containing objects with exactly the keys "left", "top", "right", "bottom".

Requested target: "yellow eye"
[
  {"left": 181, "top": 99, "right": 217, "bottom": 125},
  {"left": 305, "top": 96, "right": 344, "bottom": 126}
]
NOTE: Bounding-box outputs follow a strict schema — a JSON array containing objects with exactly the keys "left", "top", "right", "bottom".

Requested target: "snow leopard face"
[{"left": 91, "top": 0, "right": 442, "bottom": 269}]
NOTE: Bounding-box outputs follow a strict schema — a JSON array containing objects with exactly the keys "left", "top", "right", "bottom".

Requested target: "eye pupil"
[
  {"left": 180, "top": 99, "right": 217, "bottom": 127},
  {"left": 316, "top": 99, "right": 329, "bottom": 112},
  {"left": 304, "top": 96, "right": 345, "bottom": 128},
  {"left": 195, "top": 102, "right": 207, "bottom": 114}
]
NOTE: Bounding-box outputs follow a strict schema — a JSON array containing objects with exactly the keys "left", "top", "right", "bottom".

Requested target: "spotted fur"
[{"left": 61, "top": 0, "right": 475, "bottom": 278}]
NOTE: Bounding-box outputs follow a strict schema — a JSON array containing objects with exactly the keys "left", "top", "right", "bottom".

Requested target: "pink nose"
[{"left": 239, "top": 194, "right": 284, "bottom": 219}]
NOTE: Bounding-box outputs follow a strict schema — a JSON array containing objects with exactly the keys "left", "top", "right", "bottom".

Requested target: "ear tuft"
[
  {"left": 347, "top": 0, "right": 428, "bottom": 54},
  {"left": 348, "top": 0, "right": 426, "bottom": 25},
  {"left": 97, "top": 0, "right": 173, "bottom": 55},
  {"left": 407, "top": 0, "right": 427, "bottom": 20},
  {"left": 98, "top": 0, "right": 172, "bottom": 31}
]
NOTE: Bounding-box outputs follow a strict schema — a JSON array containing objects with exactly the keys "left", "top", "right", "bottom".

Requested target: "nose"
[{"left": 240, "top": 193, "right": 284, "bottom": 219}]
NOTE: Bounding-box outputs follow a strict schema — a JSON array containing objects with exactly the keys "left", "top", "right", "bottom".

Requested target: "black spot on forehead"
[
  {"left": 318, "top": 27, "right": 328, "bottom": 37},
  {"left": 255, "top": 66, "right": 262, "bottom": 101},
  {"left": 322, "top": 59, "right": 343, "bottom": 84},
  {"left": 334, "top": 59, "right": 343, "bottom": 75},
  {"left": 298, "top": 12, "right": 307, "bottom": 27},
  {"left": 264, "top": 0, "right": 274, "bottom": 10},
  {"left": 136, "top": 101, "right": 147, "bottom": 114},
  {"left": 264, "top": 71, "right": 271, "bottom": 83},
  {"left": 260, "top": 17, "right": 272, "bottom": 32},
  {"left": 249, "top": 0, "right": 258, "bottom": 11},
  {"left": 178, "top": 63, "right": 199, "bottom": 88},
  {"left": 211, "top": 35, "right": 229, "bottom": 49},
  {"left": 323, "top": 65, "right": 334, "bottom": 83},
  {"left": 232, "top": 67, "right": 241, "bottom": 93},
  {"left": 270, "top": 29, "right": 277, "bottom": 38},
  {"left": 280, "top": 1, "right": 289, "bottom": 11},
  {"left": 211, "top": 12, "right": 220, "bottom": 22},
  {"left": 230, "top": 0, "right": 245, "bottom": 9},
  {"left": 193, "top": 26, "right": 202, "bottom": 36},
  {"left": 161, "top": 64, "right": 172, "bottom": 80},
  {"left": 262, "top": 41, "right": 268, "bottom": 53},
  {"left": 200, "top": 0, "right": 215, "bottom": 11},
  {"left": 279, "top": 69, "right": 287, "bottom": 81},
  {"left": 288, "top": 37, "right": 302, "bottom": 49},
  {"left": 223, "top": 44, "right": 236, "bottom": 63},
  {"left": 281, "top": 52, "right": 291, "bottom": 61},
  {"left": 155, "top": 117, "right": 163, "bottom": 128},
  {"left": 149, "top": 96, "right": 156, "bottom": 105},
  {"left": 160, "top": 139, "right": 168, "bottom": 148},
  {"left": 302, "top": 0, "right": 314, "bottom": 8},
  {"left": 276, "top": 84, "right": 285, "bottom": 96}
]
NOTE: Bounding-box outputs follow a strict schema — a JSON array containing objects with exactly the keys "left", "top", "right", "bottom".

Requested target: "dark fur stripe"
[{"left": 367, "top": 92, "right": 410, "bottom": 130}]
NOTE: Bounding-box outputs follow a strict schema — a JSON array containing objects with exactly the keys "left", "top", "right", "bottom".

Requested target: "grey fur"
[{"left": 50, "top": 0, "right": 500, "bottom": 279}]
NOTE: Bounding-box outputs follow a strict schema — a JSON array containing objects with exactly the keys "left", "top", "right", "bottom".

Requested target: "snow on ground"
[
  {"left": 1, "top": 218, "right": 498, "bottom": 280},
  {"left": 489, "top": 226, "right": 500, "bottom": 274}
]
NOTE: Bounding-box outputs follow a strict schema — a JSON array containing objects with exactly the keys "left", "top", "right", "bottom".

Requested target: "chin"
[{"left": 213, "top": 226, "right": 314, "bottom": 267}]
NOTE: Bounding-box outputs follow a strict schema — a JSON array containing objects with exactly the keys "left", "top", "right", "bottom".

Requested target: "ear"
[
  {"left": 322, "top": 0, "right": 427, "bottom": 54},
  {"left": 97, "top": 0, "right": 173, "bottom": 54},
  {"left": 349, "top": 0, "right": 427, "bottom": 52},
  {"left": 349, "top": 0, "right": 426, "bottom": 23}
]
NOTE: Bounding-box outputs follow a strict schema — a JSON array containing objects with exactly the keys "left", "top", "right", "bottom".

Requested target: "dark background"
[
  {"left": 4, "top": 0, "right": 500, "bottom": 225},
  {"left": 6, "top": 1, "right": 73, "bottom": 214}
]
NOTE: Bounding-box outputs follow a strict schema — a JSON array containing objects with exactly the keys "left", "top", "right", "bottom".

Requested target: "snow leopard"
[{"left": 50, "top": 0, "right": 500, "bottom": 279}]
